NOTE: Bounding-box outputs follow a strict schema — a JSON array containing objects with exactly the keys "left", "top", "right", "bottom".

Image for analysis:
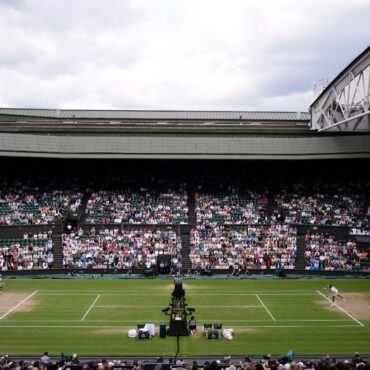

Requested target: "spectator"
[{"left": 40, "top": 352, "right": 50, "bottom": 366}]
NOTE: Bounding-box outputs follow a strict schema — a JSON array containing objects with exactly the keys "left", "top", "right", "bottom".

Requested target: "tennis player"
[{"left": 325, "top": 284, "right": 346, "bottom": 306}]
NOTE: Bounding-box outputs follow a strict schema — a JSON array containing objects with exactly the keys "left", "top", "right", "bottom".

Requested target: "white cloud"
[
  {"left": 254, "top": 90, "right": 314, "bottom": 112},
  {"left": 0, "top": 0, "right": 369, "bottom": 111}
]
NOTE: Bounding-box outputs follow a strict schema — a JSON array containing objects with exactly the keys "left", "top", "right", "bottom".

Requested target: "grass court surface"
[{"left": 0, "top": 279, "right": 369, "bottom": 356}]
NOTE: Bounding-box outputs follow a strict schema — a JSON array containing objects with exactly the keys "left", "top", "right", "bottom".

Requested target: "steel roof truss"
[{"left": 311, "top": 49, "right": 370, "bottom": 132}]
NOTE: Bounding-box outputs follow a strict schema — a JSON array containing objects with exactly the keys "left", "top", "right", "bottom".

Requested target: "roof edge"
[{"left": 310, "top": 44, "right": 370, "bottom": 108}]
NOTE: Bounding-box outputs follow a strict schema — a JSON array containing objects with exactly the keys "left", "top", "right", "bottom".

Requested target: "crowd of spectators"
[
  {"left": 0, "top": 177, "right": 367, "bottom": 228},
  {"left": 0, "top": 171, "right": 369, "bottom": 272},
  {"left": 195, "top": 189, "right": 269, "bottom": 226},
  {"left": 1, "top": 352, "right": 369, "bottom": 370},
  {"left": 275, "top": 182, "right": 368, "bottom": 227},
  {"left": 85, "top": 190, "right": 188, "bottom": 225},
  {"left": 62, "top": 228, "right": 182, "bottom": 269},
  {"left": 0, "top": 182, "right": 82, "bottom": 225},
  {"left": 189, "top": 224, "right": 297, "bottom": 270},
  {"left": 0, "top": 231, "right": 53, "bottom": 270},
  {"left": 304, "top": 232, "right": 368, "bottom": 271}
]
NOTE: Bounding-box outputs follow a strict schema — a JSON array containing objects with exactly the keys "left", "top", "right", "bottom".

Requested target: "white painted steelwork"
[{"left": 311, "top": 46, "right": 370, "bottom": 132}]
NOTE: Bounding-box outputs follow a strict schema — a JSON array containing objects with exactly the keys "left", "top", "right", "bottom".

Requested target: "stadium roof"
[
  {"left": 0, "top": 107, "right": 369, "bottom": 159},
  {"left": 310, "top": 45, "right": 370, "bottom": 132},
  {"left": 0, "top": 108, "right": 310, "bottom": 122},
  {"left": 0, "top": 132, "right": 369, "bottom": 160},
  {"left": 311, "top": 45, "right": 370, "bottom": 107}
]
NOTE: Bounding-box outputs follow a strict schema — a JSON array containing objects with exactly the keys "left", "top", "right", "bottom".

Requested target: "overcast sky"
[{"left": 0, "top": 0, "right": 369, "bottom": 112}]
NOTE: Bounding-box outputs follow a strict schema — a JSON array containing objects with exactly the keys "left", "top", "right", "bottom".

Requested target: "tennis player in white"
[{"left": 325, "top": 284, "right": 346, "bottom": 306}]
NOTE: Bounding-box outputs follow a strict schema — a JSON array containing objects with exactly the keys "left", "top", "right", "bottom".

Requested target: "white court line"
[
  {"left": 316, "top": 291, "right": 364, "bottom": 327},
  {"left": 81, "top": 294, "right": 100, "bottom": 322},
  {"left": 256, "top": 294, "right": 276, "bottom": 321},
  {"left": 0, "top": 324, "right": 360, "bottom": 328},
  {"left": 0, "top": 290, "right": 38, "bottom": 320},
  {"left": 93, "top": 305, "right": 264, "bottom": 308},
  {"left": 253, "top": 293, "right": 317, "bottom": 296},
  {"left": 84, "top": 319, "right": 353, "bottom": 322},
  {"left": 278, "top": 319, "right": 351, "bottom": 322},
  {"left": 0, "top": 318, "right": 273, "bottom": 322},
  {"left": 38, "top": 293, "right": 103, "bottom": 296},
  {"left": 38, "top": 293, "right": 97, "bottom": 296},
  {"left": 214, "top": 324, "right": 361, "bottom": 328},
  {"left": 37, "top": 292, "right": 318, "bottom": 296},
  {"left": 0, "top": 318, "right": 351, "bottom": 323},
  {"left": 38, "top": 290, "right": 318, "bottom": 293},
  {"left": 1, "top": 318, "right": 350, "bottom": 322}
]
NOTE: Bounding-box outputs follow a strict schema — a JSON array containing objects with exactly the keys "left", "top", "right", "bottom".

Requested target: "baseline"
[
  {"left": 37, "top": 290, "right": 319, "bottom": 293},
  {"left": 93, "top": 305, "right": 264, "bottom": 308},
  {"left": 0, "top": 324, "right": 360, "bottom": 329},
  {"left": 0, "top": 318, "right": 353, "bottom": 323},
  {"left": 38, "top": 291, "right": 317, "bottom": 297}
]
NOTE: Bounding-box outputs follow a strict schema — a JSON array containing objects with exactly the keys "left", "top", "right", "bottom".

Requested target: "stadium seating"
[
  {"left": 189, "top": 224, "right": 297, "bottom": 270},
  {"left": 84, "top": 190, "right": 188, "bottom": 225},
  {"left": 0, "top": 186, "right": 82, "bottom": 225},
  {"left": 0, "top": 164, "right": 369, "bottom": 272},
  {"left": 275, "top": 182, "right": 368, "bottom": 227},
  {"left": 304, "top": 232, "right": 369, "bottom": 271},
  {"left": 62, "top": 228, "right": 182, "bottom": 269},
  {"left": 0, "top": 353, "right": 367, "bottom": 369},
  {"left": 195, "top": 190, "right": 268, "bottom": 225},
  {"left": 0, "top": 233, "right": 53, "bottom": 270}
]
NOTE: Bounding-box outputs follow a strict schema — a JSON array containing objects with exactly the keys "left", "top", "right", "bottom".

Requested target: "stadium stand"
[
  {"left": 0, "top": 231, "right": 53, "bottom": 270},
  {"left": 272, "top": 174, "right": 369, "bottom": 227},
  {"left": 85, "top": 190, "right": 188, "bottom": 225},
  {"left": 0, "top": 353, "right": 369, "bottom": 370},
  {"left": 190, "top": 224, "right": 297, "bottom": 270},
  {"left": 275, "top": 191, "right": 368, "bottom": 227},
  {"left": 0, "top": 159, "right": 368, "bottom": 274},
  {"left": 304, "top": 232, "right": 369, "bottom": 271},
  {"left": 195, "top": 190, "right": 268, "bottom": 225},
  {"left": 0, "top": 181, "right": 83, "bottom": 225},
  {"left": 62, "top": 228, "right": 181, "bottom": 269}
]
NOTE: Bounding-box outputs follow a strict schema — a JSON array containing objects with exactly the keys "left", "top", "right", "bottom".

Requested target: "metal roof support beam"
[
  {"left": 317, "top": 110, "right": 370, "bottom": 132},
  {"left": 310, "top": 46, "right": 370, "bottom": 132}
]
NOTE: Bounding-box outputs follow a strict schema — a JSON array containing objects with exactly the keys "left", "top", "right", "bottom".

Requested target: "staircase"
[
  {"left": 78, "top": 191, "right": 92, "bottom": 223},
  {"left": 267, "top": 196, "right": 278, "bottom": 219},
  {"left": 294, "top": 235, "right": 307, "bottom": 270},
  {"left": 187, "top": 189, "right": 196, "bottom": 225},
  {"left": 180, "top": 187, "right": 196, "bottom": 270},
  {"left": 52, "top": 230, "right": 64, "bottom": 269},
  {"left": 181, "top": 233, "right": 192, "bottom": 270}
]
